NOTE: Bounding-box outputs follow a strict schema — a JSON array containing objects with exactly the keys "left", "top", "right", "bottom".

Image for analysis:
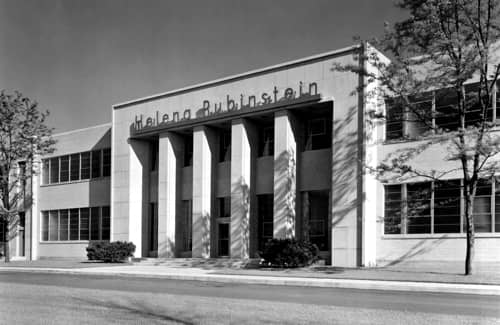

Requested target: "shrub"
[
  {"left": 86, "top": 241, "right": 136, "bottom": 263},
  {"left": 259, "top": 238, "right": 319, "bottom": 268}
]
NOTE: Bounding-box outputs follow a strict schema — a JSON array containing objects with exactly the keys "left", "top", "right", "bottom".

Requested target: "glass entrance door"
[{"left": 217, "top": 222, "right": 230, "bottom": 257}]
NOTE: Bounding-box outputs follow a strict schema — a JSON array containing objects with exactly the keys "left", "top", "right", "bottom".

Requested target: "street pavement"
[{"left": 1, "top": 271, "right": 499, "bottom": 324}]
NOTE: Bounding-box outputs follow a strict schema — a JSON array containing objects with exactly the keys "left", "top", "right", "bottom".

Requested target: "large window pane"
[
  {"left": 60, "top": 156, "right": 69, "bottom": 182},
  {"left": 69, "top": 208, "right": 79, "bottom": 240},
  {"left": 384, "top": 185, "right": 402, "bottom": 234},
  {"left": 91, "top": 150, "right": 101, "bottom": 178},
  {"left": 385, "top": 99, "right": 404, "bottom": 140},
  {"left": 49, "top": 210, "right": 58, "bottom": 241},
  {"left": 70, "top": 154, "right": 80, "bottom": 181},
  {"left": 434, "top": 180, "right": 461, "bottom": 233},
  {"left": 473, "top": 179, "right": 492, "bottom": 232},
  {"left": 50, "top": 158, "right": 59, "bottom": 184},
  {"left": 407, "top": 182, "right": 431, "bottom": 234},
  {"left": 308, "top": 190, "right": 329, "bottom": 251},
  {"left": 183, "top": 137, "right": 193, "bottom": 167},
  {"left": 59, "top": 210, "right": 69, "bottom": 240},
  {"left": 41, "top": 211, "right": 49, "bottom": 241},
  {"left": 219, "top": 131, "right": 231, "bottom": 162},
  {"left": 102, "top": 149, "right": 111, "bottom": 177},
  {"left": 90, "top": 207, "right": 100, "bottom": 240},
  {"left": 257, "top": 194, "right": 273, "bottom": 251},
  {"left": 81, "top": 152, "right": 91, "bottom": 180},
  {"left": 101, "top": 206, "right": 110, "bottom": 240},
  {"left": 42, "top": 159, "right": 49, "bottom": 185},
  {"left": 79, "top": 208, "right": 89, "bottom": 240}
]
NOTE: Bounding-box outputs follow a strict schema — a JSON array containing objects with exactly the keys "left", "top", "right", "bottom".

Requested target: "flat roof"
[{"left": 113, "top": 44, "right": 361, "bottom": 110}]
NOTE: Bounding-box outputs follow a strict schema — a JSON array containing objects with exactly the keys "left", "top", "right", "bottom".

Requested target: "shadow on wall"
[
  {"left": 192, "top": 211, "right": 211, "bottom": 257},
  {"left": 230, "top": 176, "right": 250, "bottom": 258},
  {"left": 274, "top": 149, "right": 296, "bottom": 239},
  {"left": 381, "top": 236, "right": 448, "bottom": 267}
]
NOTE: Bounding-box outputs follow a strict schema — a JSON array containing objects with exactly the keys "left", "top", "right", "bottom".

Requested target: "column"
[
  {"left": 230, "top": 119, "right": 255, "bottom": 259},
  {"left": 273, "top": 111, "right": 297, "bottom": 239},
  {"left": 128, "top": 139, "right": 150, "bottom": 258},
  {"left": 158, "top": 132, "right": 183, "bottom": 258},
  {"left": 192, "top": 126, "right": 216, "bottom": 258}
]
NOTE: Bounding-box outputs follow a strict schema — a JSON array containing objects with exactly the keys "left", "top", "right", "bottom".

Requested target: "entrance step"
[{"left": 133, "top": 257, "right": 261, "bottom": 269}]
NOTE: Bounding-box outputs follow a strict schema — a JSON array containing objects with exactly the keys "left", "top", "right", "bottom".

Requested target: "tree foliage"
[
  {"left": 0, "top": 91, "right": 56, "bottom": 262},
  {"left": 337, "top": 0, "right": 500, "bottom": 274}
]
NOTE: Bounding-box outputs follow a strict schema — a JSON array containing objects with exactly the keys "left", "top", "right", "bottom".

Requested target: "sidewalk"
[{"left": 1, "top": 258, "right": 499, "bottom": 296}]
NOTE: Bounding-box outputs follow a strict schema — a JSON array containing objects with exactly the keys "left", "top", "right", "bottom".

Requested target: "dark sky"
[{"left": 0, "top": 0, "right": 407, "bottom": 132}]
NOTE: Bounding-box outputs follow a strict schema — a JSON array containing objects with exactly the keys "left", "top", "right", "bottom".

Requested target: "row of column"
[{"left": 156, "top": 111, "right": 297, "bottom": 259}]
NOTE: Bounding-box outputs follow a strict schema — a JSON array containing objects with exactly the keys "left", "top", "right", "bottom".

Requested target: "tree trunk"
[
  {"left": 464, "top": 194, "right": 475, "bottom": 275},
  {"left": 3, "top": 221, "right": 9, "bottom": 263}
]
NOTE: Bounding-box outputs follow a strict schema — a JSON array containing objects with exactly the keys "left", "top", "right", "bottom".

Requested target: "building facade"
[{"left": 3, "top": 44, "right": 500, "bottom": 265}]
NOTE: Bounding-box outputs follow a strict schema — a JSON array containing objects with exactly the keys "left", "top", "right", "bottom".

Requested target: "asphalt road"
[{"left": 0, "top": 271, "right": 499, "bottom": 324}]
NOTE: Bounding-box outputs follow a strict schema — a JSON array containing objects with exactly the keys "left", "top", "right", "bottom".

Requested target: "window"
[
  {"left": 219, "top": 131, "right": 231, "bottom": 162},
  {"left": 91, "top": 150, "right": 101, "bottom": 178},
  {"left": 150, "top": 141, "right": 158, "bottom": 171},
  {"left": 70, "top": 154, "right": 80, "bottom": 181},
  {"left": 434, "top": 180, "right": 461, "bottom": 233},
  {"left": 304, "top": 118, "right": 331, "bottom": 150},
  {"left": 306, "top": 191, "right": 329, "bottom": 251},
  {"left": 258, "top": 126, "right": 274, "bottom": 157},
  {"left": 69, "top": 209, "right": 79, "bottom": 240},
  {"left": 101, "top": 206, "right": 110, "bottom": 240},
  {"left": 182, "top": 200, "right": 192, "bottom": 251},
  {"left": 41, "top": 206, "right": 110, "bottom": 241},
  {"left": 184, "top": 136, "right": 193, "bottom": 167},
  {"left": 217, "top": 197, "right": 231, "bottom": 219},
  {"left": 257, "top": 194, "right": 273, "bottom": 250},
  {"left": 384, "top": 185, "right": 402, "bottom": 234},
  {"left": 386, "top": 83, "right": 496, "bottom": 141},
  {"left": 42, "top": 160, "right": 49, "bottom": 185},
  {"left": 80, "top": 152, "right": 91, "bottom": 180},
  {"left": 384, "top": 178, "right": 500, "bottom": 235},
  {"left": 60, "top": 156, "right": 69, "bottom": 182},
  {"left": 407, "top": 182, "right": 431, "bottom": 234},
  {"left": 102, "top": 149, "right": 111, "bottom": 177},
  {"left": 50, "top": 158, "right": 59, "bottom": 184},
  {"left": 90, "top": 207, "right": 100, "bottom": 240},
  {"left": 42, "top": 149, "right": 111, "bottom": 185}
]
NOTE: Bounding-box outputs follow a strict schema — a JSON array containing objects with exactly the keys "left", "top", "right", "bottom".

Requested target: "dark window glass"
[
  {"left": 79, "top": 208, "right": 89, "bottom": 240},
  {"left": 90, "top": 207, "right": 100, "bottom": 240},
  {"left": 59, "top": 210, "right": 69, "bottom": 240},
  {"left": 219, "top": 131, "right": 231, "bottom": 162},
  {"left": 435, "top": 88, "right": 460, "bottom": 131},
  {"left": 0, "top": 220, "right": 4, "bottom": 242},
  {"left": 259, "top": 126, "right": 274, "bottom": 157},
  {"left": 384, "top": 185, "right": 402, "bottom": 234},
  {"left": 473, "top": 179, "right": 492, "bottom": 232},
  {"left": 50, "top": 157, "right": 59, "bottom": 184},
  {"left": 305, "top": 118, "right": 331, "bottom": 150},
  {"left": 184, "top": 137, "right": 193, "bottom": 167},
  {"left": 464, "top": 83, "right": 493, "bottom": 127},
  {"left": 407, "top": 182, "right": 432, "bottom": 234},
  {"left": 80, "top": 152, "right": 91, "bottom": 180},
  {"left": 69, "top": 209, "right": 79, "bottom": 240},
  {"left": 218, "top": 223, "right": 230, "bottom": 256},
  {"left": 60, "top": 156, "right": 69, "bottom": 182},
  {"left": 308, "top": 191, "right": 329, "bottom": 251},
  {"left": 385, "top": 99, "right": 404, "bottom": 140},
  {"left": 101, "top": 206, "right": 110, "bottom": 240},
  {"left": 150, "top": 142, "right": 158, "bottom": 171},
  {"left": 49, "top": 210, "right": 58, "bottom": 241},
  {"left": 434, "top": 180, "right": 461, "bottom": 233},
  {"left": 91, "top": 150, "right": 101, "bottom": 178},
  {"left": 218, "top": 197, "right": 231, "bottom": 219},
  {"left": 18, "top": 161, "right": 26, "bottom": 189},
  {"left": 102, "top": 149, "right": 111, "bottom": 177},
  {"left": 41, "top": 211, "right": 49, "bottom": 241},
  {"left": 182, "top": 200, "right": 192, "bottom": 251},
  {"left": 257, "top": 194, "right": 274, "bottom": 251},
  {"left": 70, "top": 154, "right": 80, "bottom": 181},
  {"left": 42, "top": 159, "right": 49, "bottom": 185}
]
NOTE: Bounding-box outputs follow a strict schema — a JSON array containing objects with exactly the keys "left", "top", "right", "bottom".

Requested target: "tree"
[
  {"left": 338, "top": 0, "right": 500, "bottom": 275},
  {"left": 0, "top": 91, "right": 55, "bottom": 262}
]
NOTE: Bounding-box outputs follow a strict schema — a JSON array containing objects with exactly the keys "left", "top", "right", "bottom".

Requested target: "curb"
[{"left": 1, "top": 267, "right": 499, "bottom": 296}]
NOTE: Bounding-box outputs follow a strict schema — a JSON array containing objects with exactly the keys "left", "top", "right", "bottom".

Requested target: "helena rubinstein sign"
[{"left": 132, "top": 81, "right": 319, "bottom": 133}]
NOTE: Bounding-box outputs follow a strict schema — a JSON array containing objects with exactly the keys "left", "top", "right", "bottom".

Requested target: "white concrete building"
[{"left": 3, "top": 44, "right": 500, "bottom": 266}]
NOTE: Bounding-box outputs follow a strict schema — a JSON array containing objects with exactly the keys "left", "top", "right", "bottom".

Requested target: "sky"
[{"left": 0, "top": 0, "right": 407, "bottom": 133}]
